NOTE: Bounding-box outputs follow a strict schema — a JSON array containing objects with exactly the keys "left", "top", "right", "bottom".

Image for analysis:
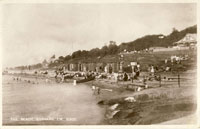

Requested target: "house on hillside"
[{"left": 174, "top": 33, "right": 197, "bottom": 47}]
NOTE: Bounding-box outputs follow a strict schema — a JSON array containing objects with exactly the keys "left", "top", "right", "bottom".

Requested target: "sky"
[{"left": 2, "top": 3, "right": 197, "bottom": 68}]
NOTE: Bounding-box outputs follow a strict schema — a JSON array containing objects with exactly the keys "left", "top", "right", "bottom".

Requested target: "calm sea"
[{"left": 3, "top": 75, "right": 104, "bottom": 125}]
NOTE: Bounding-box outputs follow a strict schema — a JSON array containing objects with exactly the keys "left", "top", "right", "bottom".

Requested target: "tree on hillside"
[
  {"left": 163, "top": 28, "right": 181, "bottom": 46},
  {"left": 42, "top": 59, "right": 48, "bottom": 64},
  {"left": 100, "top": 45, "right": 109, "bottom": 56},
  {"left": 118, "top": 43, "right": 129, "bottom": 52},
  {"left": 89, "top": 48, "right": 100, "bottom": 57},
  {"left": 59, "top": 56, "right": 64, "bottom": 60},
  {"left": 58, "top": 56, "right": 65, "bottom": 63},
  {"left": 172, "top": 27, "right": 178, "bottom": 33},
  {"left": 53, "top": 25, "right": 197, "bottom": 62},
  {"left": 72, "top": 50, "right": 82, "bottom": 59},
  {"left": 64, "top": 55, "right": 71, "bottom": 62},
  {"left": 81, "top": 50, "right": 89, "bottom": 57},
  {"left": 51, "top": 54, "right": 56, "bottom": 59}
]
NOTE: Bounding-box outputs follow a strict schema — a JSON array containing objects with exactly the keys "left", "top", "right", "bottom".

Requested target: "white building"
[{"left": 174, "top": 33, "right": 197, "bottom": 47}]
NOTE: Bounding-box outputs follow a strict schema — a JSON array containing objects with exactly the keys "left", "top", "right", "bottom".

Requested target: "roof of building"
[{"left": 174, "top": 33, "right": 197, "bottom": 44}]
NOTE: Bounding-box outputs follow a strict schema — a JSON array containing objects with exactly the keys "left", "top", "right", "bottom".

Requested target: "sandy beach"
[{"left": 85, "top": 69, "right": 197, "bottom": 125}]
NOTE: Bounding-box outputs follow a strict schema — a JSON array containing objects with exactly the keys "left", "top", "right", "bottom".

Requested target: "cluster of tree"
[
  {"left": 58, "top": 25, "right": 196, "bottom": 63},
  {"left": 61, "top": 41, "right": 118, "bottom": 62}
]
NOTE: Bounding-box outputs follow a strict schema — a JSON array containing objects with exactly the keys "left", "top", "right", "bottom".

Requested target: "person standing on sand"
[
  {"left": 92, "top": 86, "right": 96, "bottom": 95},
  {"left": 133, "top": 66, "right": 139, "bottom": 79},
  {"left": 61, "top": 73, "right": 64, "bottom": 82},
  {"left": 150, "top": 65, "right": 155, "bottom": 76},
  {"left": 136, "top": 64, "right": 140, "bottom": 77},
  {"left": 123, "top": 72, "right": 128, "bottom": 81},
  {"left": 165, "top": 59, "right": 168, "bottom": 64},
  {"left": 97, "top": 87, "right": 101, "bottom": 95},
  {"left": 131, "top": 71, "right": 135, "bottom": 83},
  {"left": 55, "top": 70, "right": 58, "bottom": 81}
]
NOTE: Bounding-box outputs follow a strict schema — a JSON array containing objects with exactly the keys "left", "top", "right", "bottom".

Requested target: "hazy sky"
[{"left": 2, "top": 3, "right": 196, "bottom": 68}]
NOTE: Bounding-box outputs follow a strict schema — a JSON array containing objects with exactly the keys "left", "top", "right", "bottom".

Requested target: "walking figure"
[{"left": 97, "top": 87, "right": 101, "bottom": 95}]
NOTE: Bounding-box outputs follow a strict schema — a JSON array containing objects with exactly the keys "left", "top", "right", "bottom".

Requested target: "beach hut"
[
  {"left": 88, "top": 62, "right": 96, "bottom": 72},
  {"left": 95, "top": 63, "right": 104, "bottom": 73},
  {"left": 69, "top": 63, "right": 78, "bottom": 71},
  {"left": 81, "top": 63, "right": 88, "bottom": 72}
]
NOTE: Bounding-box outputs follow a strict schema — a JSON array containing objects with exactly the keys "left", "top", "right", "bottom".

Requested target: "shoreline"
[
  {"left": 3, "top": 74, "right": 105, "bottom": 125},
  {"left": 3, "top": 70, "right": 197, "bottom": 125}
]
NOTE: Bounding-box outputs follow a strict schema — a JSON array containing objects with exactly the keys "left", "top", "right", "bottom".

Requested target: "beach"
[
  {"left": 85, "top": 69, "right": 197, "bottom": 124},
  {"left": 2, "top": 68, "right": 197, "bottom": 125}
]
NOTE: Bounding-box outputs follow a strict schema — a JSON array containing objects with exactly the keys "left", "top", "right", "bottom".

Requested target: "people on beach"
[
  {"left": 131, "top": 71, "right": 135, "bottom": 83},
  {"left": 123, "top": 72, "right": 128, "bottom": 81},
  {"left": 13, "top": 77, "right": 21, "bottom": 81},
  {"left": 135, "top": 66, "right": 140, "bottom": 78},
  {"left": 97, "top": 87, "right": 101, "bottom": 95},
  {"left": 92, "top": 86, "right": 101, "bottom": 95},
  {"left": 133, "top": 65, "right": 140, "bottom": 79},
  {"left": 165, "top": 59, "right": 168, "bottom": 64},
  {"left": 150, "top": 65, "right": 155, "bottom": 76},
  {"left": 61, "top": 73, "right": 65, "bottom": 82},
  {"left": 143, "top": 76, "right": 148, "bottom": 88}
]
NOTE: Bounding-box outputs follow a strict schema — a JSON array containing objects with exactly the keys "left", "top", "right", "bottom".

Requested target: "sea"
[{"left": 2, "top": 75, "right": 104, "bottom": 125}]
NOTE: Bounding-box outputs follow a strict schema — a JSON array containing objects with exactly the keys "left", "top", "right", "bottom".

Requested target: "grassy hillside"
[
  {"left": 66, "top": 25, "right": 196, "bottom": 61},
  {"left": 123, "top": 25, "right": 197, "bottom": 51}
]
